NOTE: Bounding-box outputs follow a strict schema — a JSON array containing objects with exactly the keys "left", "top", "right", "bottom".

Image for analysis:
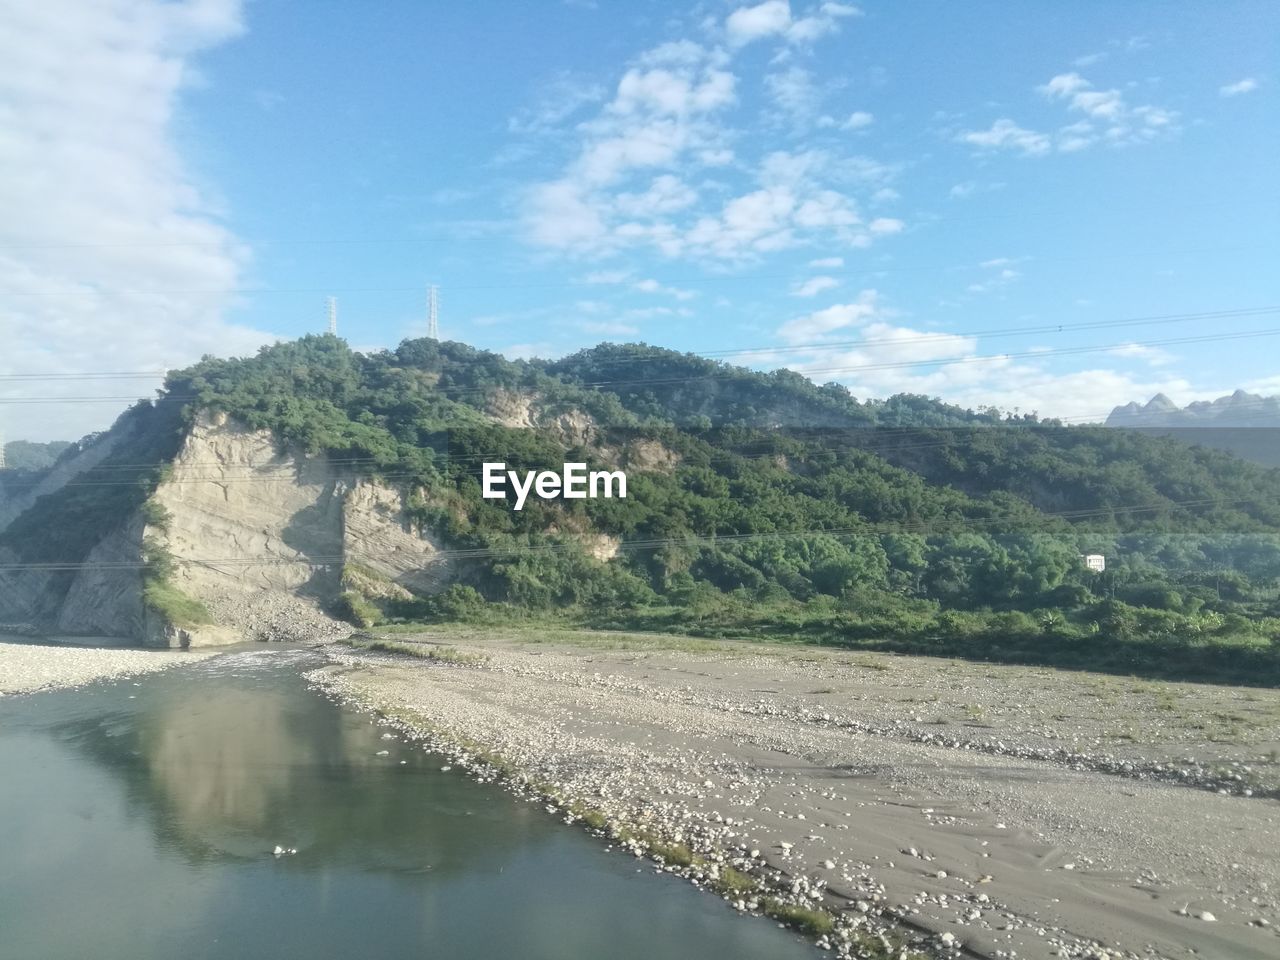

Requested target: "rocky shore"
[
  {"left": 308, "top": 631, "right": 1280, "bottom": 960},
  {"left": 198, "top": 589, "right": 353, "bottom": 645},
  {"left": 0, "top": 638, "right": 215, "bottom": 696}
]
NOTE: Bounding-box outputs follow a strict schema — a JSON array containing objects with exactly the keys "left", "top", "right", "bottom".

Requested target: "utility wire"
[
  {"left": 5, "top": 323, "right": 1280, "bottom": 408},
  {"left": 3, "top": 305, "right": 1275, "bottom": 381},
  {"left": 1, "top": 493, "right": 1276, "bottom": 574}
]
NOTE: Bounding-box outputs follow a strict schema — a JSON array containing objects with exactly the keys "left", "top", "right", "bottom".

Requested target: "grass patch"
[
  {"left": 650, "top": 840, "right": 696, "bottom": 867},
  {"left": 341, "top": 636, "right": 488, "bottom": 665},
  {"left": 567, "top": 801, "right": 609, "bottom": 831},
  {"left": 142, "top": 580, "right": 212, "bottom": 629},
  {"left": 335, "top": 591, "right": 379, "bottom": 628},
  {"left": 342, "top": 561, "right": 393, "bottom": 586},
  {"left": 713, "top": 866, "right": 757, "bottom": 897},
  {"left": 761, "top": 899, "right": 834, "bottom": 937}
]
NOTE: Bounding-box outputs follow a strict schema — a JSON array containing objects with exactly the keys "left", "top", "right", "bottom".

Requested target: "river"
[{"left": 0, "top": 648, "right": 816, "bottom": 959}]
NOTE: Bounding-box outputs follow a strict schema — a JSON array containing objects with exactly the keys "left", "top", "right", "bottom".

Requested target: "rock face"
[
  {"left": 1106, "top": 390, "right": 1280, "bottom": 466},
  {"left": 152, "top": 413, "right": 348, "bottom": 601},
  {"left": 1107, "top": 389, "right": 1280, "bottom": 428},
  {"left": 0, "top": 412, "right": 449, "bottom": 647},
  {"left": 341, "top": 480, "right": 447, "bottom": 596},
  {"left": 55, "top": 516, "right": 147, "bottom": 637}
]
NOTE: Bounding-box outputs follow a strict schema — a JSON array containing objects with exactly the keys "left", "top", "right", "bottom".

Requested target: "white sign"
[{"left": 482, "top": 462, "right": 627, "bottom": 511}]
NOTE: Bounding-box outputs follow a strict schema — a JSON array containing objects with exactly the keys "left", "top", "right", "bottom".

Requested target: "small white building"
[{"left": 1081, "top": 554, "right": 1106, "bottom": 573}]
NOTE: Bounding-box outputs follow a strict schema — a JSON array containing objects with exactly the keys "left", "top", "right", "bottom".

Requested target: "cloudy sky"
[{"left": 1, "top": 0, "right": 1277, "bottom": 440}]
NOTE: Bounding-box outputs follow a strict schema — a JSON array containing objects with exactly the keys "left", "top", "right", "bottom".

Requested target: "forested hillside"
[
  {"left": 1, "top": 440, "right": 72, "bottom": 473},
  {"left": 7, "top": 335, "right": 1280, "bottom": 681}
]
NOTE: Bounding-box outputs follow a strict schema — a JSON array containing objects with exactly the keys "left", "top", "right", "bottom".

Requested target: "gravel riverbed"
[
  {"left": 0, "top": 639, "right": 215, "bottom": 696},
  {"left": 309, "top": 630, "right": 1280, "bottom": 960}
]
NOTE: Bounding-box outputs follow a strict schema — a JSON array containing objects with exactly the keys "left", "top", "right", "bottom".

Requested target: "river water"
[{"left": 0, "top": 649, "right": 815, "bottom": 959}]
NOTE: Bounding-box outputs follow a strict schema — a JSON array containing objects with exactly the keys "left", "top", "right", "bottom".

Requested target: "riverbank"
[
  {"left": 309, "top": 628, "right": 1280, "bottom": 960},
  {"left": 0, "top": 639, "right": 215, "bottom": 696}
]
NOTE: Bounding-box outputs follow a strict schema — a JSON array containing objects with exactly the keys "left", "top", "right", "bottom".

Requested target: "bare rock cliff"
[{"left": 2, "top": 412, "right": 447, "bottom": 647}]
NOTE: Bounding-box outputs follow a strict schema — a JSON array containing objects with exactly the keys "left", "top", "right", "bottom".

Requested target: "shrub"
[
  {"left": 142, "top": 580, "right": 212, "bottom": 628},
  {"left": 335, "top": 591, "right": 378, "bottom": 627}
]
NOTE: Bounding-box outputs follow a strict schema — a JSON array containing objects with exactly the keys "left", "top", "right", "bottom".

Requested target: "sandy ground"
[
  {"left": 0, "top": 639, "right": 214, "bottom": 696},
  {"left": 311, "top": 630, "right": 1280, "bottom": 960}
]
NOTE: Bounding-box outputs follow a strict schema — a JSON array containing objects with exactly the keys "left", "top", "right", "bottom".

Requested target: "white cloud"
[
  {"left": 581, "top": 269, "right": 633, "bottom": 285},
  {"left": 575, "top": 320, "right": 640, "bottom": 337},
  {"left": 1038, "top": 72, "right": 1179, "bottom": 149},
  {"left": 614, "top": 174, "right": 699, "bottom": 216},
  {"left": 958, "top": 118, "right": 1051, "bottom": 156},
  {"left": 792, "top": 275, "right": 839, "bottom": 297},
  {"left": 725, "top": 1, "right": 860, "bottom": 48},
  {"left": 808, "top": 256, "right": 844, "bottom": 268},
  {"left": 1107, "top": 343, "right": 1174, "bottom": 366},
  {"left": 0, "top": 0, "right": 278, "bottom": 441},
  {"left": 965, "top": 258, "right": 1020, "bottom": 295},
  {"left": 522, "top": 35, "right": 894, "bottom": 263},
  {"left": 842, "top": 110, "right": 874, "bottom": 130},
  {"left": 802, "top": 323, "right": 978, "bottom": 369},
  {"left": 526, "top": 180, "right": 610, "bottom": 251},
  {"left": 1039, "top": 72, "right": 1091, "bottom": 99},
  {"left": 508, "top": 73, "right": 606, "bottom": 134},
  {"left": 633, "top": 277, "right": 696, "bottom": 300},
  {"left": 948, "top": 180, "right": 1005, "bottom": 200},
  {"left": 522, "top": 42, "right": 738, "bottom": 254},
  {"left": 783, "top": 332, "right": 1206, "bottom": 421},
  {"left": 765, "top": 66, "right": 822, "bottom": 128},
  {"left": 1243, "top": 374, "right": 1280, "bottom": 396},
  {"left": 1220, "top": 78, "right": 1259, "bottom": 97},
  {"left": 966, "top": 270, "right": 1018, "bottom": 294},
  {"left": 726, "top": 1, "right": 792, "bottom": 46},
  {"left": 961, "top": 73, "right": 1178, "bottom": 157},
  {"left": 764, "top": 309, "right": 1224, "bottom": 420},
  {"left": 777, "top": 289, "right": 879, "bottom": 342}
]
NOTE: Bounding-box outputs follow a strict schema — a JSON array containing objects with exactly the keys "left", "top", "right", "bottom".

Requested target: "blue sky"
[{"left": 1, "top": 0, "right": 1277, "bottom": 439}]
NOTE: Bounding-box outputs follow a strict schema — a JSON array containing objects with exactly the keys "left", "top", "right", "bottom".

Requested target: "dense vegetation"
[
  {"left": 1, "top": 439, "right": 72, "bottom": 472},
  {"left": 9, "top": 335, "right": 1280, "bottom": 682}
]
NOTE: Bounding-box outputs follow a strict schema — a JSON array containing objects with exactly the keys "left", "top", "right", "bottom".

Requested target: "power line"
[
  {"left": 0, "top": 242, "right": 1257, "bottom": 296},
  {"left": 1, "top": 492, "right": 1275, "bottom": 574},
  {"left": 571, "top": 306, "right": 1280, "bottom": 366},
  {"left": 1, "top": 305, "right": 1275, "bottom": 385},
  {"left": 6, "top": 324, "right": 1280, "bottom": 408}
]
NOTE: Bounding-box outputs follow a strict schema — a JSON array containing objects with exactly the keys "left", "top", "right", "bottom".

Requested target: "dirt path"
[{"left": 311, "top": 631, "right": 1280, "bottom": 960}]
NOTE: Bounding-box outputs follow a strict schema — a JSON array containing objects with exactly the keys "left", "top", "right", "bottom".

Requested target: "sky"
[{"left": 1, "top": 0, "right": 1277, "bottom": 441}]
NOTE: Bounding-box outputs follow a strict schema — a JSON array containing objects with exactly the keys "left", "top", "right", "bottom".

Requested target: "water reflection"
[
  {"left": 58, "top": 652, "right": 540, "bottom": 875},
  {"left": 0, "top": 649, "right": 815, "bottom": 960}
]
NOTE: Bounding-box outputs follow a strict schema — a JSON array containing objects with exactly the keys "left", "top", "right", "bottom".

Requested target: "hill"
[{"left": 1, "top": 336, "right": 1278, "bottom": 682}]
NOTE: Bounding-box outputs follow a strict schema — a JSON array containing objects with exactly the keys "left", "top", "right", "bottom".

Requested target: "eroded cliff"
[{"left": 1, "top": 412, "right": 448, "bottom": 647}]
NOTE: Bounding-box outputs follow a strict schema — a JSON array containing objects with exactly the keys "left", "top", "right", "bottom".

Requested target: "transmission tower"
[
  {"left": 427, "top": 285, "right": 439, "bottom": 340},
  {"left": 326, "top": 296, "right": 338, "bottom": 335}
]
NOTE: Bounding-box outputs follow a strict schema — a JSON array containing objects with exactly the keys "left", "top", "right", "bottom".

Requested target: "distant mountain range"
[{"left": 1106, "top": 390, "right": 1280, "bottom": 466}]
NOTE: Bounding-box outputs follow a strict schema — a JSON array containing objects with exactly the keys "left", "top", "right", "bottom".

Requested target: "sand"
[{"left": 310, "top": 630, "right": 1280, "bottom": 960}]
